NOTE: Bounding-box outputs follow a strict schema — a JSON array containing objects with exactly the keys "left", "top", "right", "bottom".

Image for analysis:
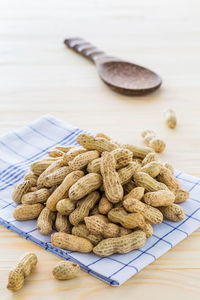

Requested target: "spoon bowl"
[{"left": 64, "top": 38, "right": 162, "bottom": 96}]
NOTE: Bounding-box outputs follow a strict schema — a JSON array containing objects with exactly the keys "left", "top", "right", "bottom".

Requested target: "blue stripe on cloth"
[
  {"left": 28, "top": 125, "right": 57, "bottom": 142},
  {"left": 162, "top": 221, "right": 188, "bottom": 236},
  {"left": 189, "top": 197, "right": 200, "bottom": 203},
  {"left": 13, "top": 132, "right": 43, "bottom": 151},
  {"left": 0, "top": 141, "right": 27, "bottom": 159},
  {"left": 43, "top": 116, "right": 73, "bottom": 131}
]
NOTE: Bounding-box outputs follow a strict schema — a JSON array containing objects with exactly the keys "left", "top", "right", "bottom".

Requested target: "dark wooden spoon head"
[{"left": 96, "top": 58, "right": 162, "bottom": 95}]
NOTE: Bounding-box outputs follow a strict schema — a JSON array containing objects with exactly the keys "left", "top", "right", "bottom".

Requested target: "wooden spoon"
[{"left": 64, "top": 38, "right": 162, "bottom": 96}]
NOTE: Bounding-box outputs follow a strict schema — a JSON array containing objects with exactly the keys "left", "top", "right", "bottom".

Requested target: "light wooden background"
[{"left": 0, "top": 0, "right": 200, "bottom": 299}]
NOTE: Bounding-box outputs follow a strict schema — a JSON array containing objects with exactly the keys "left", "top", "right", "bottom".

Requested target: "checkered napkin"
[{"left": 0, "top": 115, "right": 200, "bottom": 286}]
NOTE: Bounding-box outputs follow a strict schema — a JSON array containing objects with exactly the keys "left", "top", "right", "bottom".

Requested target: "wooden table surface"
[{"left": 0, "top": 0, "right": 200, "bottom": 298}]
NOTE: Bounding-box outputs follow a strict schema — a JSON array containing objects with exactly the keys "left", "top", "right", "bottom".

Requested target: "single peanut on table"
[
  {"left": 52, "top": 261, "right": 80, "bottom": 280},
  {"left": 7, "top": 252, "right": 38, "bottom": 291},
  {"left": 164, "top": 108, "right": 177, "bottom": 129}
]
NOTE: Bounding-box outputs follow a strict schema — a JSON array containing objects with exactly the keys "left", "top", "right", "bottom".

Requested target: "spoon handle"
[{"left": 64, "top": 38, "right": 106, "bottom": 63}]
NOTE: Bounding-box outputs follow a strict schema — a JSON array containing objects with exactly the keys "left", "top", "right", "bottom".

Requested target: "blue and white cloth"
[{"left": 0, "top": 115, "right": 200, "bottom": 286}]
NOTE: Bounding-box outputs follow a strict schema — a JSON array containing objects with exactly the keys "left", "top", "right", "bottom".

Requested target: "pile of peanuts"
[{"left": 12, "top": 131, "right": 189, "bottom": 258}]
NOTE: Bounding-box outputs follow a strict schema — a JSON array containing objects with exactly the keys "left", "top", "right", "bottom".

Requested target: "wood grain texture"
[{"left": 0, "top": 0, "right": 200, "bottom": 298}]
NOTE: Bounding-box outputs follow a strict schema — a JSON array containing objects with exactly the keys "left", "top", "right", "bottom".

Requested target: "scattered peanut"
[
  {"left": 68, "top": 150, "right": 99, "bottom": 171},
  {"left": 7, "top": 252, "right": 38, "bottom": 291},
  {"left": 55, "top": 145, "right": 73, "bottom": 153},
  {"left": 37, "top": 159, "right": 64, "bottom": 188},
  {"left": 87, "top": 148, "right": 133, "bottom": 174},
  {"left": 95, "top": 132, "right": 111, "bottom": 140},
  {"left": 164, "top": 108, "right": 177, "bottom": 129},
  {"left": 52, "top": 261, "right": 80, "bottom": 280},
  {"left": 142, "top": 222, "right": 153, "bottom": 237}
]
